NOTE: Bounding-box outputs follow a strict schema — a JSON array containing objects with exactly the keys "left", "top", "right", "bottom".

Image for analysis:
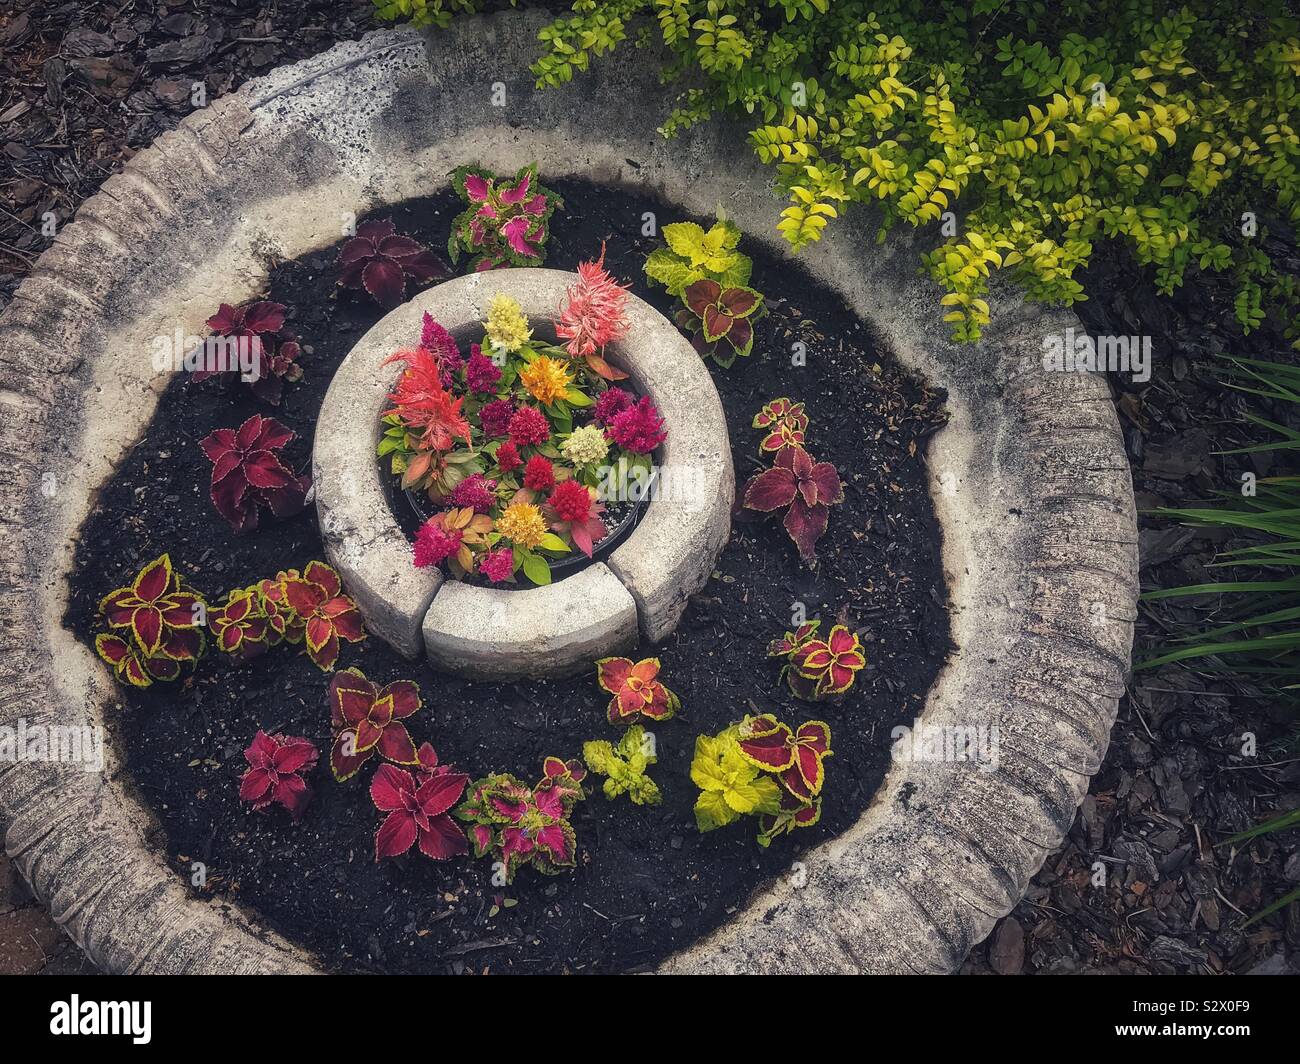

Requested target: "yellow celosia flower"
[
  {"left": 519, "top": 356, "right": 573, "bottom": 407},
  {"left": 485, "top": 294, "right": 532, "bottom": 353},
  {"left": 496, "top": 501, "right": 547, "bottom": 549}
]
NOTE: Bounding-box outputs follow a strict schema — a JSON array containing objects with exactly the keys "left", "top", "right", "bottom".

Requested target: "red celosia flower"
[
  {"left": 478, "top": 548, "right": 514, "bottom": 583},
  {"left": 328, "top": 666, "right": 423, "bottom": 781},
  {"left": 200, "top": 414, "right": 310, "bottom": 533},
  {"left": 735, "top": 715, "right": 832, "bottom": 803},
  {"left": 465, "top": 344, "right": 501, "bottom": 393},
  {"left": 743, "top": 446, "right": 844, "bottom": 564},
  {"left": 547, "top": 479, "right": 592, "bottom": 524},
  {"left": 508, "top": 406, "right": 550, "bottom": 448},
  {"left": 279, "top": 560, "right": 365, "bottom": 670},
  {"left": 420, "top": 312, "right": 462, "bottom": 386},
  {"left": 371, "top": 761, "right": 470, "bottom": 861},
  {"left": 555, "top": 243, "right": 631, "bottom": 380},
  {"left": 447, "top": 473, "right": 497, "bottom": 513},
  {"left": 496, "top": 440, "right": 521, "bottom": 473},
  {"left": 595, "top": 656, "right": 680, "bottom": 724},
  {"left": 592, "top": 386, "right": 633, "bottom": 426},
  {"left": 99, "top": 553, "right": 205, "bottom": 663},
  {"left": 382, "top": 347, "right": 472, "bottom": 455},
  {"left": 545, "top": 480, "right": 607, "bottom": 556},
  {"left": 605, "top": 395, "right": 667, "bottom": 454},
  {"left": 194, "top": 300, "right": 304, "bottom": 405},
  {"left": 522, "top": 455, "right": 555, "bottom": 491},
  {"left": 240, "top": 731, "right": 319, "bottom": 821},
  {"left": 478, "top": 398, "right": 515, "bottom": 437},
  {"left": 413, "top": 517, "right": 464, "bottom": 568},
  {"left": 337, "top": 219, "right": 447, "bottom": 308}
]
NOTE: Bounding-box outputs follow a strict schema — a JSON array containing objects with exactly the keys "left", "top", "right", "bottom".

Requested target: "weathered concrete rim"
[
  {"left": 314, "top": 268, "right": 733, "bottom": 676},
  {"left": 0, "top": 13, "right": 1137, "bottom": 974}
]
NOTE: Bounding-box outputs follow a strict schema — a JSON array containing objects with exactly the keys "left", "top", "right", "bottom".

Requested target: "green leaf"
[
  {"left": 537, "top": 532, "right": 570, "bottom": 553},
  {"left": 521, "top": 552, "right": 552, "bottom": 585}
]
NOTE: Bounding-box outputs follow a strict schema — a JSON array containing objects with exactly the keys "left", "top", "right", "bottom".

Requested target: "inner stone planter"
[
  {"left": 313, "top": 269, "right": 733, "bottom": 679},
  {"left": 0, "top": 13, "right": 1138, "bottom": 975}
]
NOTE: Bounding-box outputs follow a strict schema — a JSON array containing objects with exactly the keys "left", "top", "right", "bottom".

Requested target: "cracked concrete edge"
[
  {"left": 315, "top": 268, "right": 732, "bottom": 672},
  {"left": 0, "top": 13, "right": 1136, "bottom": 974}
]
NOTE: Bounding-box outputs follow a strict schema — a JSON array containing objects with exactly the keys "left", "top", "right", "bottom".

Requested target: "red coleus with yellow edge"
[
  {"left": 328, "top": 666, "right": 423, "bottom": 781},
  {"left": 279, "top": 561, "right": 364, "bottom": 670},
  {"left": 94, "top": 633, "right": 183, "bottom": 688},
  {"left": 98, "top": 554, "right": 206, "bottom": 669},
  {"left": 752, "top": 397, "right": 808, "bottom": 456},
  {"left": 239, "top": 731, "right": 319, "bottom": 822},
  {"left": 757, "top": 789, "right": 823, "bottom": 848},
  {"left": 210, "top": 588, "right": 270, "bottom": 658},
  {"left": 595, "top": 656, "right": 680, "bottom": 725},
  {"left": 370, "top": 760, "right": 470, "bottom": 862},
  {"left": 735, "top": 714, "right": 833, "bottom": 804},
  {"left": 768, "top": 619, "right": 866, "bottom": 700},
  {"left": 676, "top": 279, "right": 764, "bottom": 368},
  {"left": 742, "top": 444, "right": 844, "bottom": 565}
]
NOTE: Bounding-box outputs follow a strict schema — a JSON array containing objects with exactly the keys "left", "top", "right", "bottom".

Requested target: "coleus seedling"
[
  {"left": 239, "top": 731, "right": 319, "bottom": 822},
  {"left": 583, "top": 724, "right": 661, "bottom": 806},
  {"left": 371, "top": 759, "right": 470, "bottom": 862},
  {"left": 753, "top": 397, "right": 808, "bottom": 456},
  {"left": 279, "top": 560, "right": 365, "bottom": 671},
  {"left": 643, "top": 216, "right": 753, "bottom": 297},
  {"left": 448, "top": 163, "right": 562, "bottom": 271},
  {"left": 327, "top": 666, "right": 422, "bottom": 781},
  {"left": 193, "top": 300, "right": 304, "bottom": 405},
  {"left": 201, "top": 414, "right": 311, "bottom": 533},
  {"left": 768, "top": 620, "right": 866, "bottom": 700},
  {"left": 455, "top": 757, "right": 587, "bottom": 884},
  {"left": 675, "top": 279, "right": 764, "bottom": 367},
  {"left": 742, "top": 445, "right": 844, "bottom": 565},
  {"left": 337, "top": 219, "right": 448, "bottom": 309},
  {"left": 97, "top": 554, "right": 206, "bottom": 686},
  {"left": 734, "top": 714, "right": 833, "bottom": 804},
  {"left": 594, "top": 656, "right": 679, "bottom": 725},
  {"left": 210, "top": 587, "right": 270, "bottom": 658}
]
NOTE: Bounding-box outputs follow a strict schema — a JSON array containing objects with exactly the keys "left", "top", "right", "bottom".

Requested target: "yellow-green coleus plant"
[
  {"left": 583, "top": 724, "right": 661, "bottom": 806},
  {"left": 690, "top": 723, "right": 782, "bottom": 832}
]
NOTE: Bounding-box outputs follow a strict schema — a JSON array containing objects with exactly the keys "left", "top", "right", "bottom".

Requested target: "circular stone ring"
[{"left": 312, "top": 268, "right": 734, "bottom": 679}]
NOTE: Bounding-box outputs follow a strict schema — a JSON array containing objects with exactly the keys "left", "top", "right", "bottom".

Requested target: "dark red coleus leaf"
[
  {"left": 328, "top": 665, "right": 420, "bottom": 781},
  {"left": 240, "top": 731, "right": 319, "bottom": 822},
  {"left": 193, "top": 300, "right": 304, "bottom": 406},
  {"left": 679, "top": 279, "right": 764, "bottom": 365},
  {"left": 742, "top": 446, "right": 844, "bottom": 564},
  {"left": 337, "top": 219, "right": 449, "bottom": 309},
  {"left": 280, "top": 560, "right": 365, "bottom": 671},
  {"left": 201, "top": 415, "right": 310, "bottom": 533}
]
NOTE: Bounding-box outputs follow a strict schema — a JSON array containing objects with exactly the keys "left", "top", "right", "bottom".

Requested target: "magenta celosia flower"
[
  {"left": 523, "top": 455, "right": 555, "bottom": 491},
  {"left": 478, "top": 548, "right": 514, "bottom": 583},
  {"left": 420, "top": 312, "right": 462, "bottom": 386},
  {"left": 496, "top": 440, "right": 522, "bottom": 473},
  {"left": 413, "top": 519, "right": 463, "bottom": 568},
  {"left": 478, "top": 398, "right": 515, "bottom": 438},
  {"left": 465, "top": 344, "right": 501, "bottom": 393},
  {"left": 593, "top": 386, "right": 633, "bottom": 426},
  {"left": 606, "top": 396, "right": 666, "bottom": 454},
  {"left": 448, "top": 473, "right": 497, "bottom": 513},
  {"left": 508, "top": 406, "right": 550, "bottom": 448}
]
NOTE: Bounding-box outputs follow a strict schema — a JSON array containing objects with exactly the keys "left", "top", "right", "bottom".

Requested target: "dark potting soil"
[{"left": 64, "top": 178, "right": 952, "bottom": 974}]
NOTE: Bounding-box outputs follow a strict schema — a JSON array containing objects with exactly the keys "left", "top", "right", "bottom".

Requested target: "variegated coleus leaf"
[
  {"left": 94, "top": 632, "right": 183, "bottom": 688},
  {"left": 752, "top": 397, "right": 809, "bottom": 456},
  {"left": 371, "top": 761, "right": 470, "bottom": 862},
  {"left": 448, "top": 163, "right": 562, "bottom": 271},
  {"left": 279, "top": 560, "right": 365, "bottom": 671},
  {"left": 787, "top": 624, "right": 866, "bottom": 700},
  {"left": 327, "top": 665, "right": 421, "bottom": 782},
  {"left": 676, "top": 278, "right": 764, "bottom": 367},
  {"left": 98, "top": 553, "right": 206, "bottom": 665},
  {"left": 194, "top": 300, "right": 305, "bottom": 406},
  {"left": 767, "top": 619, "right": 821, "bottom": 659},
  {"left": 240, "top": 731, "right": 319, "bottom": 822},
  {"left": 757, "top": 791, "right": 822, "bottom": 848},
  {"left": 742, "top": 445, "right": 844, "bottom": 565},
  {"left": 337, "top": 219, "right": 448, "bottom": 309},
  {"left": 200, "top": 415, "right": 311, "bottom": 534},
  {"left": 210, "top": 587, "right": 270, "bottom": 658},
  {"left": 594, "top": 656, "right": 680, "bottom": 725},
  {"left": 735, "top": 714, "right": 833, "bottom": 804}
]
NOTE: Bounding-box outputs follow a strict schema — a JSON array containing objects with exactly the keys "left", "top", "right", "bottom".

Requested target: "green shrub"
[{"left": 381, "top": 0, "right": 1300, "bottom": 346}]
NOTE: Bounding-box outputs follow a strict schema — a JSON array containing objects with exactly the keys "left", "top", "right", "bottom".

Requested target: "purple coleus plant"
[
  {"left": 200, "top": 414, "right": 311, "bottom": 533},
  {"left": 448, "top": 163, "right": 562, "bottom": 271},
  {"left": 742, "top": 445, "right": 844, "bottom": 565},
  {"left": 192, "top": 300, "right": 304, "bottom": 405},
  {"left": 337, "top": 219, "right": 448, "bottom": 309}
]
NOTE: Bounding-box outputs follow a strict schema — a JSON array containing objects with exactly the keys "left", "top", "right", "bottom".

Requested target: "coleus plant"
[
  {"left": 239, "top": 731, "right": 319, "bottom": 822},
  {"left": 734, "top": 714, "right": 833, "bottom": 805},
  {"left": 337, "top": 219, "right": 448, "bottom": 309},
  {"left": 370, "top": 757, "right": 470, "bottom": 862},
  {"left": 753, "top": 397, "right": 808, "bottom": 456},
  {"left": 454, "top": 757, "right": 587, "bottom": 884},
  {"left": 768, "top": 620, "right": 866, "bottom": 701},
  {"left": 279, "top": 561, "right": 365, "bottom": 670},
  {"left": 95, "top": 554, "right": 206, "bottom": 687},
  {"left": 448, "top": 163, "right": 562, "bottom": 271},
  {"left": 595, "top": 656, "right": 680, "bottom": 725},
  {"left": 200, "top": 415, "right": 311, "bottom": 533},
  {"left": 674, "top": 278, "right": 765, "bottom": 367},
  {"left": 643, "top": 216, "right": 753, "bottom": 297},
  {"left": 583, "top": 724, "right": 661, "bottom": 806},
  {"left": 690, "top": 726, "right": 782, "bottom": 835},
  {"left": 327, "top": 666, "right": 422, "bottom": 781},
  {"left": 742, "top": 444, "right": 844, "bottom": 565},
  {"left": 192, "top": 300, "right": 304, "bottom": 405}
]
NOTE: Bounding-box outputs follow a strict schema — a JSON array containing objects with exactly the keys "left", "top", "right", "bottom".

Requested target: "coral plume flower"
[
  {"left": 382, "top": 347, "right": 472, "bottom": 453},
  {"left": 519, "top": 355, "right": 574, "bottom": 407},
  {"left": 556, "top": 243, "right": 630, "bottom": 381}
]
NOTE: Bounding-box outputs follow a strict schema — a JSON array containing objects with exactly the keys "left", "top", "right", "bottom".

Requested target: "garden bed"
[{"left": 63, "top": 178, "right": 951, "bottom": 973}]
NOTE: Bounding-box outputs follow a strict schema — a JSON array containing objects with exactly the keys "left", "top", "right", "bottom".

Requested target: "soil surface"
[{"left": 62, "top": 179, "right": 952, "bottom": 974}]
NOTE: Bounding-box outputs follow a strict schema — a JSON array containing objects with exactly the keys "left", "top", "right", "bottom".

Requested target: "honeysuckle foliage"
[
  {"left": 583, "top": 724, "right": 662, "bottom": 805},
  {"left": 387, "top": 0, "right": 1300, "bottom": 349}
]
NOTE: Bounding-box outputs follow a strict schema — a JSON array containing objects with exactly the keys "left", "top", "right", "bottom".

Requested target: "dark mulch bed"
[{"left": 63, "top": 177, "right": 952, "bottom": 973}]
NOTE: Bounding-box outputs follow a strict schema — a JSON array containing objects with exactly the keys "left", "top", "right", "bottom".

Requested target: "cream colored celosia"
[
  {"left": 561, "top": 424, "right": 610, "bottom": 467},
  {"left": 485, "top": 294, "right": 533, "bottom": 354}
]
